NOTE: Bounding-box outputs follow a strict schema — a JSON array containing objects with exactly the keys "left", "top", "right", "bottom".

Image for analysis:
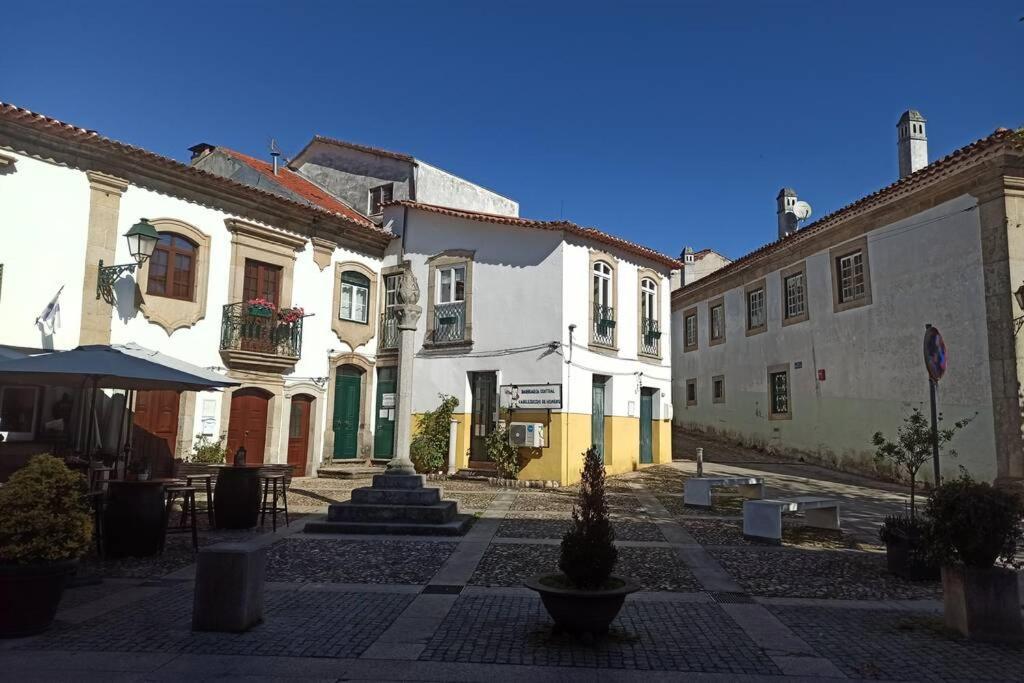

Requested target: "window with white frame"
[
  {"left": 784, "top": 272, "right": 806, "bottom": 319},
  {"left": 837, "top": 250, "right": 866, "bottom": 303},
  {"left": 747, "top": 287, "right": 766, "bottom": 330},
  {"left": 339, "top": 270, "right": 370, "bottom": 323},
  {"left": 368, "top": 183, "right": 394, "bottom": 215},
  {"left": 593, "top": 261, "right": 612, "bottom": 309},
  {"left": 436, "top": 265, "right": 466, "bottom": 303},
  {"left": 640, "top": 278, "right": 657, "bottom": 321}
]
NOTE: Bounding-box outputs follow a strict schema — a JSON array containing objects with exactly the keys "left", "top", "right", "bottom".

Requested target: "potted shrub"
[
  {"left": 0, "top": 455, "right": 92, "bottom": 637},
  {"left": 525, "top": 447, "right": 638, "bottom": 635},
  {"left": 487, "top": 417, "right": 521, "bottom": 480},
  {"left": 410, "top": 394, "right": 459, "bottom": 474},
  {"left": 871, "top": 407, "right": 971, "bottom": 580},
  {"left": 927, "top": 475, "right": 1023, "bottom": 642}
]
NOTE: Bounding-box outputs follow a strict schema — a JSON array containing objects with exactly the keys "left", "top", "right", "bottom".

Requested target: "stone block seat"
[
  {"left": 303, "top": 474, "right": 472, "bottom": 536},
  {"left": 684, "top": 476, "right": 765, "bottom": 508},
  {"left": 742, "top": 496, "right": 840, "bottom": 543}
]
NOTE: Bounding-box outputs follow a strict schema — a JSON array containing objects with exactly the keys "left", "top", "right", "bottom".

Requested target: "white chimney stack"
[{"left": 897, "top": 110, "right": 927, "bottom": 179}]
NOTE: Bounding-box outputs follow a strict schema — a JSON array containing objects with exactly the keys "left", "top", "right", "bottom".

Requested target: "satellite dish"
[{"left": 791, "top": 201, "right": 812, "bottom": 221}]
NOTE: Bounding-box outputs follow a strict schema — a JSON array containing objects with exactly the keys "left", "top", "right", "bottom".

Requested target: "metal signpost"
[{"left": 923, "top": 324, "right": 947, "bottom": 485}]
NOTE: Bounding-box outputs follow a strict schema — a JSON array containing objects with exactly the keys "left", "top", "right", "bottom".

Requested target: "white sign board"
[
  {"left": 381, "top": 393, "right": 396, "bottom": 408},
  {"left": 500, "top": 384, "right": 563, "bottom": 410}
]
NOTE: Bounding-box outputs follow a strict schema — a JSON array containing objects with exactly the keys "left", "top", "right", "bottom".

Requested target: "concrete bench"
[
  {"left": 743, "top": 496, "right": 841, "bottom": 543},
  {"left": 193, "top": 542, "right": 266, "bottom": 632},
  {"left": 684, "top": 476, "right": 765, "bottom": 508}
]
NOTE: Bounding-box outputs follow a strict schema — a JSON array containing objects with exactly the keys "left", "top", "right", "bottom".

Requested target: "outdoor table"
[
  {"left": 102, "top": 478, "right": 178, "bottom": 558},
  {"left": 213, "top": 464, "right": 265, "bottom": 530}
]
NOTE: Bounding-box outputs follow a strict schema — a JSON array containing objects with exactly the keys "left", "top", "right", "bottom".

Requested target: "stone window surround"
[
  {"left": 682, "top": 306, "right": 698, "bottom": 353},
  {"left": 780, "top": 261, "right": 810, "bottom": 327},
  {"left": 283, "top": 381, "right": 326, "bottom": 477},
  {"left": 378, "top": 262, "right": 409, "bottom": 356},
  {"left": 332, "top": 261, "right": 378, "bottom": 351},
  {"left": 745, "top": 278, "right": 768, "bottom": 337},
  {"left": 767, "top": 363, "right": 792, "bottom": 421},
  {"left": 588, "top": 250, "right": 619, "bottom": 352},
  {"left": 637, "top": 268, "right": 662, "bottom": 359},
  {"left": 830, "top": 236, "right": 873, "bottom": 313},
  {"left": 226, "top": 218, "right": 305, "bottom": 309},
  {"left": 136, "top": 218, "right": 212, "bottom": 335},
  {"left": 426, "top": 250, "right": 474, "bottom": 348},
  {"left": 708, "top": 296, "right": 726, "bottom": 347},
  {"left": 323, "top": 353, "right": 376, "bottom": 463},
  {"left": 685, "top": 378, "right": 697, "bottom": 407},
  {"left": 712, "top": 374, "right": 725, "bottom": 404}
]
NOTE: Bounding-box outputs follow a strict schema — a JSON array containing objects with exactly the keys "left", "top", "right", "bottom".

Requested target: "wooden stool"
[
  {"left": 258, "top": 474, "right": 289, "bottom": 532},
  {"left": 185, "top": 473, "right": 215, "bottom": 528},
  {"left": 164, "top": 485, "right": 199, "bottom": 552},
  {"left": 87, "top": 490, "right": 106, "bottom": 556}
]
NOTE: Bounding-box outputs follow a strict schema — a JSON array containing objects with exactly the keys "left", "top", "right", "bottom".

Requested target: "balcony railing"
[
  {"left": 593, "top": 304, "right": 615, "bottom": 346},
  {"left": 431, "top": 301, "right": 467, "bottom": 344},
  {"left": 641, "top": 317, "right": 661, "bottom": 356},
  {"left": 220, "top": 302, "right": 302, "bottom": 358},
  {"left": 380, "top": 310, "right": 399, "bottom": 351}
]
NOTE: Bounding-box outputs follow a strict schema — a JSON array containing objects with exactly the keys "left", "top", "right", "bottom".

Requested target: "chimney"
[
  {"left": 897, "top": 110, "right": 927, "bottom": 178},
  {"left": 270, "top": 139, "right": 281, "bottom": 176},
  {"left": 777, "top": 188, "right": 798, "bottom": 240},
  {"left": 187, "top": 143, "right": 215, "bottom": 163}
]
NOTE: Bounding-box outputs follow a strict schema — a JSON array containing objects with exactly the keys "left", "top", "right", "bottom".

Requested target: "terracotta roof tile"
[
  {"left": 389, "top": 201, "right": 682, "bottom": 269},
  {"left": 216, "top": 147, "right": 373, "bottom": 228}
]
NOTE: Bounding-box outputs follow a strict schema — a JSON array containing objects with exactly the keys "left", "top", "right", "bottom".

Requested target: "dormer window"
[{"left": 368, "top": 183, "right": 394, "bottom": 215}]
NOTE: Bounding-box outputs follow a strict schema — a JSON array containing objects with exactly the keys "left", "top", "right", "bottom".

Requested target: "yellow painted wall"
[
  {"left": 652, "top": 419, "right": 672, "bottom": 464},
  {"left": 605, "top": 415, "right": 641, "bottom": 476}
]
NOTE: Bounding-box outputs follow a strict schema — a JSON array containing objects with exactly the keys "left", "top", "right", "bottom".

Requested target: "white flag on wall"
[{"left": 36, "top": 285, "right": 63, "bottom": 334}]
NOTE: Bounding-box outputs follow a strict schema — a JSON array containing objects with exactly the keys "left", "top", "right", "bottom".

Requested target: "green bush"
[
  {"left": 487, "top": 423, "right": 520, "bottom": 479},
  {"left": 559, "top": 447, "right": 617, "bottom": 589},
  {"left": 926, "top": 474, "right": 1023, "bottom": 568},
  {"left": 410, "top": 394, "right": 459, "bottom": 473},
  {"left": 0, "top": 455, "right": 92, "bottom": 564},
  {"left": 189, "top": 434, "right": 226, "bottom": 464}
]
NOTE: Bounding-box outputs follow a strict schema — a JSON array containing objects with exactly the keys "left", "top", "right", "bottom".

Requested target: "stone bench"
[
  {"left": 684, "top": 476, "right": 765, "bottom": 508},
  {"left": 742, "top": 496, "right": 841, "bottom": 543},
  {"left": 193, "top": 541, "right": 266, "bottom": 632}
]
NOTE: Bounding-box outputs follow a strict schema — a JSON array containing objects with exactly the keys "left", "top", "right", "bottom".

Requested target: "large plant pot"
[
  {"left": 103, "top": 481, "right": 167, "bottom": 558},
  {"left": 941, "top": 564, "right": 1023, "bottom": 643},
  {"left": 525, "top": 574, "right": 639, "bottom": 635},
  {"left": 885, "top": 532, "right": 939, "bottom": 581},
  {"left": 0, "top": 559, "right": 77, "bottom": 637}
]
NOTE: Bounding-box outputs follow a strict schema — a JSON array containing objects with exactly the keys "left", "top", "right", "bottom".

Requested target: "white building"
[{"left": 671, "top": 112, "right": 1024, "bottom": 490}]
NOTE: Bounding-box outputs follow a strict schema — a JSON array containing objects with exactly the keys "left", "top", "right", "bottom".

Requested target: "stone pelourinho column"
[{"left": 387, "top": 269, "right": 422, "bottom": 476}]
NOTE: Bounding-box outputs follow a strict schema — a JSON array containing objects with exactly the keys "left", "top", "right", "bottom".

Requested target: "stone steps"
[
  {"left": 351, "top": 487, "right": 441, "bottom": 505},
  {"left": 328, "top": 500, "right": 458, "bottom": 524},
  {"left": 304, "top": 516, "right": 474, "bottom": 536}
]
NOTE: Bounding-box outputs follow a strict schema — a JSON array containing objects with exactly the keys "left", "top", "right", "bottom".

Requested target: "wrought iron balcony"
[
  {"left": 593, "top": 304, "right": 615, "bottom": 346},
  {"left": 220, "top": 302, "right": 302, "bottom": 371},
  {"left": 431, "top": 301, "right": 467, "bottom": 344},
  {"left": 380, "top": 310, "right": 399, "bottom": 351},
  {"left": 641, "top": 317, "right": 661, "bottom": 356}
]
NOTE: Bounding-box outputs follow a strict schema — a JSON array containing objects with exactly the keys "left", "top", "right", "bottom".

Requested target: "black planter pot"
[
  {"left": 102, "top": 482, "right": 167, "bottom": 558},
  {"left": 0, "top": 559, "right": 77, "bottom": 637},
  {"left": 525, "top": 574, "right": 639, "bottom": 635},
  {"left": 884, "top": 531, "right": 939, "bottom": 581}
]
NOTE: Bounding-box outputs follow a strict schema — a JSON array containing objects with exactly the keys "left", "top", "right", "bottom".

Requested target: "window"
[
  {"left": 368, "top": 183, "right": 394, "bottom": 215},
  {"left": 837, "top": 251, "right": 865, "bottom": 303},
  {"left": 147, "top": 233, "right": 197, "bottom": 301},
  {"left": 712, "top": 375, "right": 725, "bottom": 404},
  {"left": 640, "top": 278, "right": 657, "bottom": 321},
  {"left": 685, "top": 378, "right": 697, "bottom": 406},
  {"left": 592, "top": 260, "right": 615, "bottom": 346},
  {"left": 436, "top": 265, "right": 466, "bottom": 303},
  {"left": 639, "top": 277, "right": 660, "bottom": 357},
  {"left": 340, "top": 271, "right": 370, "bottom": 323},
  {"left": 684, "top": 312, "right": 697, "bottom": 349},
  {"left": 784, "top": 272, "right": 806, "bottom": 319},
  {"left": 747, "top": 286, "right": 766, "bottom": 331},
  {"left": 768, "top": 365, "right": 791, "bottom": 419},
  {"left": 830, "top": 238, "right": 872, "bottom": 313},
  {"left": 243, "top": 259, "right": 282, "bottom": 304},
  {"left": 709, "top": 300, "right": 724, "bottom": 344},
  {"left": 593, "top": 261, "right": 612, "bottom": 308},
  {"left": 379, "top": 273, "right": 401, "bottom": 350}
]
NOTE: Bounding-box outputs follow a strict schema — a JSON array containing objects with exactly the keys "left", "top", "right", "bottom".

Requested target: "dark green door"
[
  {"left": 591, "top": 376, "right": 607, "bottom": 462},
  {"left": 333, "top": 367, "right": 362, "bottom": 459},
  {"left": 373, "top": 367, "right": 397, "bottom": 459},
  {"left": 639, "top": 388, "right": 654, "bottom": 464},
  {"left": 469, "top": 371, "right": 497, "bottom": 462}
]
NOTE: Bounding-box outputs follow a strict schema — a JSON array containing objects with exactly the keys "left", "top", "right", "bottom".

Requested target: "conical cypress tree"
[{"left": 559, "top": 447, "right": 617, "bottom": 588}]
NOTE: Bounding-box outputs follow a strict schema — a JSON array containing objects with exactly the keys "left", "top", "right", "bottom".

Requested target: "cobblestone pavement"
[{"left": 267, "top": 538, "right": 457, "bottom": 583}]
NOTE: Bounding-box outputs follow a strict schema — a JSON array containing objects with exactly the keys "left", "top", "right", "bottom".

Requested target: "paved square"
[{"left": 267, "top": 538, "right": 457, "bottom": 583}]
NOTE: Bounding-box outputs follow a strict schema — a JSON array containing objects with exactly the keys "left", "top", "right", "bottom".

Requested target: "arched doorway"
[
  {"left": 227, "top": 387, "right": 271, "bottom": 464},
  {"left": 333, "top": 365, "right": 363, "bottom": 459},
  {"left": 287, "top": 394, "right": 315, "bottom": 475}
]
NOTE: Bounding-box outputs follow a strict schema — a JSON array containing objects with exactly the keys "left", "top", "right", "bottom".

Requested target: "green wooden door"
[
  {"left": 333, "top": 367, "right": 362, "bottom": 459},
  {"left": 591, "top": 376, "right": 606, "bottom": 462},
  {"left": 373, "top": 367, "right": 397, "bottom": 459},
  {"left": 639, "top": 389, "right": 654, "bottom": 464}
]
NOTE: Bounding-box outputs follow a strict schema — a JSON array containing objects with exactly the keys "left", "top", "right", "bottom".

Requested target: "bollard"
[
  {"left": 447, "top": 418, "right": 459, "bottom": 475},
  {"left": 193, "top": 542, "right": 266, "bottom": 632},
  {"left": 696, "top": 447, "right": 704, "bottom": 477}
]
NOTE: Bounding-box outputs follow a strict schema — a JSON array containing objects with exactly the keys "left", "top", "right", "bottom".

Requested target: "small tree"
[
  {"left": 559, "top": 447, "right": 617, "bottom": 589},
  {"left": 410, "top": 394, "right": 459, "bottom": 473},
  {"left": 189, "top": 434, "right": 226, "bottom": 464},
  {"left": 872, "top": 407, "right": 973, "bottom": 519}
]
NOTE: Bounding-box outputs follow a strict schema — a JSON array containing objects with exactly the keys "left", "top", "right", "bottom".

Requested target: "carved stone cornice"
[
  {"left": 311, "top": 236, "right": 336, "bottom": 271},
  {"left": 86, "top": 170, "right": 129, "bottom": 195},
  {"left": 225, "top": 217, "right": 307, "bottom": 252}
]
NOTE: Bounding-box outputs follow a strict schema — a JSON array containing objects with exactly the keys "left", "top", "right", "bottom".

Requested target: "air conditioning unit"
[{"left": 509, "top": 422, "right": 545, "bottom": 448}]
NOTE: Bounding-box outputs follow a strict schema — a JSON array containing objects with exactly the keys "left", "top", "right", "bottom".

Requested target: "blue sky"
[{"left": 2, "top": 1, "right": 1022, "bottom": 261}]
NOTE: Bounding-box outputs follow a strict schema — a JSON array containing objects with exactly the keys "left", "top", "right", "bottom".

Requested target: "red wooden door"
[
  {"left": 133, "top": 390, "right": 180, "bottom": 477},
  {"left": 227, "top": 388, "right": 270, "bottom": 464},
  {"left": 287, "top": 395, "right": 313, "bottom": 476}
]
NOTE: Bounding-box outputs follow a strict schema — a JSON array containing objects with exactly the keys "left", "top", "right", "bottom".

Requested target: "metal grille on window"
[
  {"left": 592, "top": 261, "right": 614, "bottom": 345},
  {"left": 770, "top": 371, "right": 789, "bottom": 415},
  {"left": 785, "top": 273, "right": 805, "bottom": 318},
  {"left": 838, "top": 252, "right": 865, "bottom": 302},
  {"left": 380, "top": 274, "right": 401, "bottom": 350},
  {"left": 434, "top": 265, "right": 467, "bottom": 343},
  {"left": 748, "top": 289, "right": 765, "bottom": 328}
]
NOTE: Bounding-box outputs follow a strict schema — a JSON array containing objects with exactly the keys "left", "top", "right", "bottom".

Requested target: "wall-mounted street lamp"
[
  {"left": 1014, "top": 284, "right": 1024, "bottom": 336},
  {"left": 96, "top": 218, "right": 160, "bottom": 303}
]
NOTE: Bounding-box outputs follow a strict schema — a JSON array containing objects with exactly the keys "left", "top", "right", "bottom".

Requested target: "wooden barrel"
[
  {"left": 103, "top": 481, "right": 168, "bottom": 558},
  {"left": 213, "top": 466, "right": 263, "bottom": 529}
]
